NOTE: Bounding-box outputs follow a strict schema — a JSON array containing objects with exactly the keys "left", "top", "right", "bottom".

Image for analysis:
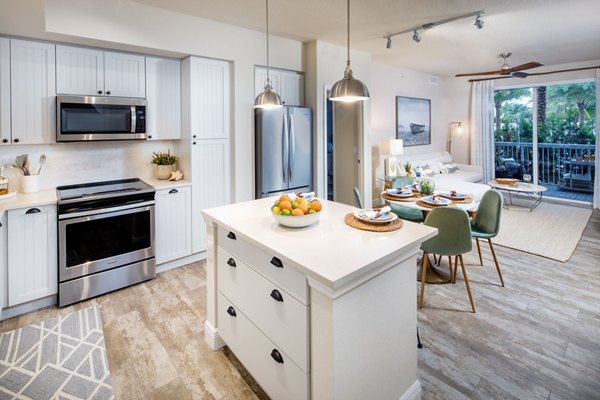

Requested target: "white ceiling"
[{"left": 134, "top": 0, "right": 600, "bottom": 77}]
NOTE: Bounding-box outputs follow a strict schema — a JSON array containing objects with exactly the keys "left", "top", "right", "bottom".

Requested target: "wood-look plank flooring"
[{"left": 1, "top": 210, "right": 599, "bottom": 399}]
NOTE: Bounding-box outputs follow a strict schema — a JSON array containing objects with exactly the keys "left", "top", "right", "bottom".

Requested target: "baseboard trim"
[
  {"left": 400, "top": 380, "right": 422, "bottom": 400},
  {"left": 156, "top": 251, "right": 206, "bottom": 274},
  {"left": 0, "top": 295, "right": 57, "bottom": 321},
  {"left": 204, "top": 320, "right": 226, "bottom": 350}
]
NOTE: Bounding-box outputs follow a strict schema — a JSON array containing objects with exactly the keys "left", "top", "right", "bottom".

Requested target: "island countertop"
[{"left": 202, "top": 197, "right": 437, "bottom": 290}]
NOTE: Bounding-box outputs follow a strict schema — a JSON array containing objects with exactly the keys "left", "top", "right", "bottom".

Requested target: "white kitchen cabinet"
[
  {"left": 155, "top": 185, "right": 192, "bottom": 264},
  {"left": 7, "top": 205, "right": 57, "bottom": 307},
  {"left": 146, "top": 57, "right": 181, "bottom": 140},
  {"left": 56, "top": 45, "right": 145, "bottom": 98},
  {"left": 56, "top": 45, "right": 104, "bottom": 96},
  {"left": 10, "top": 39, "right": 56, "bottom": 145},
  {"left": 0, "top": 214, "right": 6, "bottom": 309},
  {"left": 254, "top": 67, "right": 304, "bottom": 106},
  {"left": 0, "top": 37, "right": 10, "bottom": 146}
]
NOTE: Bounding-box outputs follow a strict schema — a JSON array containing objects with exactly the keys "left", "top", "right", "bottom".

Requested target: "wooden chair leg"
[
  {"left": 475, "top": 238, "right": 483, "bottom": 266},
  {"left": 459, "top": 254, "right": 476, "bottom": 313},
  {"left": 448, "top": 256, "right": 454, "bottom": 283},
  {"left": 419, "top": 252, "right": 429, "bottom": 308},
  {"left": 488, "top": 238, "right": 505, "bottom": 287},
  {"left": 453, "top": 255, "right": 459, "bottom": 283}
]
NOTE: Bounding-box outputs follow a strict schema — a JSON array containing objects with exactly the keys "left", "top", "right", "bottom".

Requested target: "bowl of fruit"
[{"left": 271, "top": 194, "right": 323, "bottom": 228}]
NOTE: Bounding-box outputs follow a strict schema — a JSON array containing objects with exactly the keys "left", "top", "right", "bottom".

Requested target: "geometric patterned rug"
[{"left": 0, "top": 306, "right": 115, "bottom": 399}]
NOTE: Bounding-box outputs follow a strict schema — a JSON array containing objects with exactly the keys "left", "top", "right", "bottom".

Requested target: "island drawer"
[
  {"left": 218, "top": 226, "right": 308, "bottom": 305},
  {"left": 218, "top": 293, "right": 309, "bottom": 400},
  {"left": 218, "top": 247, "right": 309, "bottom": 372}
]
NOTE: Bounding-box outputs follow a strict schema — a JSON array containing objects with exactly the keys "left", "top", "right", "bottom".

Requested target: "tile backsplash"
[{"left": 0, "top": 141, "right": 178, "bottom": 192}]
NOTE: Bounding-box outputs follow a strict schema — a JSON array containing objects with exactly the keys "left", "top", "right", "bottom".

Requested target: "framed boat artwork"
[{"left": 396, "top": 96, "right": 431, "bottom": 146}]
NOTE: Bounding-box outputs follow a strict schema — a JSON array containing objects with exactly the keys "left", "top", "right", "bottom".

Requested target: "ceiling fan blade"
[
  {"left": 508, "top": 61, "right": 543, "bottom": 73},
  {"left": 455, "top": 70, "right": 503, "bottom": 77}
]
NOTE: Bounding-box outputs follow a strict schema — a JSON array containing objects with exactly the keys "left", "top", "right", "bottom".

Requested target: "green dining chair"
[
  {"left": 389, "top": 176, "right": 424, "bottom": 223},
  {"left": 419, "top": 207, "right": 475, "bottom": 313},
  {"left": 352, "top": 186, "right": 363, "bottom": 208},
  {"left": 471, "top": 189, "right": 505, "bottom": 287}
]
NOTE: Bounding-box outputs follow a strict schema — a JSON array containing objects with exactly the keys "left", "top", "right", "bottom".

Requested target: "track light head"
[
  {"left": 412, "top": 30, "right": 421, "bottom": 43},
  {"left": 475, "top": 14, "right": 484, "bottom": 29},
  {"left": 386, "top": 37, "right": 392, "bottom": 49}
]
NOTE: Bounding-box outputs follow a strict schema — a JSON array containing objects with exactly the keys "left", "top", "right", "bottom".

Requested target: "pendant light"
[
  {"left": 254, "top": 0, "right": 282, "bottom": 109},
  {"left": 329, "top": 0, "right": 369, "bottom": 102}
]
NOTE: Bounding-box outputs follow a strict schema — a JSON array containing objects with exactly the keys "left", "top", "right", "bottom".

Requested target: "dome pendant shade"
[
  {"left": 254, "top": 83, "right": 282, "bottom": 109},
  {"left": 329, "top": 65, "right": 370, "bottom": 102}
]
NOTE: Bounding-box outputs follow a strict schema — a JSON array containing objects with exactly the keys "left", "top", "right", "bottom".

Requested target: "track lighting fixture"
[
  {"left": 412, "top": 30, "right": 421, "bottom": 43},
  {"left": 383, "top": 10, "right": 484, "bottom": 48}
]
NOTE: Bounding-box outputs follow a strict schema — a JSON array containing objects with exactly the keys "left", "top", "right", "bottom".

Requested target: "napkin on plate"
[
  {"left": 360, "top": 206, "right": 391, "bottom": 220},
  {"left": 385, "top": 188, "right": 411, "bottom": 195}
]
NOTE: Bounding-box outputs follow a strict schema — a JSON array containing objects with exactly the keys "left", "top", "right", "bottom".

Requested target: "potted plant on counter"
[{"left": 152, "top": 150, "right": 178, "bottom": 180}]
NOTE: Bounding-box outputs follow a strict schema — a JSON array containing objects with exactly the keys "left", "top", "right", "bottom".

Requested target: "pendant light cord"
[
  {"left": 346, "top": 0, "right": 350, "bottom": 68},
  {"left": 266, "top": 0, "right": 271, "bottom": 87}
]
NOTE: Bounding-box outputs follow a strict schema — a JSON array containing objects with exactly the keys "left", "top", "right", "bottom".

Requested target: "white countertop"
[
  {"left": 202, "top": 197, "right": 437, "bottom": 290},
  {"left": 142, "top": 178, "right": 192, "bottom": 190}
]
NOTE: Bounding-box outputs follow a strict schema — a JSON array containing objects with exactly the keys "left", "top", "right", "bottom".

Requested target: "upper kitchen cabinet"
[
  {"left": 254, "top": 67, "right": 304, "bottom": 106},
  {"left": 56, "top": 45, "right": 145, "bottom": 98},
  {"left": 0, "top": 38, "right": 9, "bottom": 146},
  {"left": 146, "top": 57, "right": 181, "bottom": 140},
  {"left": 10, "top": 39, "right": 56, "bottom": 145},
  {"left": 183, "top": 57, "right": 230, "bottom": 140}
]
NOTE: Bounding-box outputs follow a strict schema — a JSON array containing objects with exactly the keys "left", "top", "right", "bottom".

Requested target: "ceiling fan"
[{"left": 455, "top": 53, "right": 543, "bottom": 78}]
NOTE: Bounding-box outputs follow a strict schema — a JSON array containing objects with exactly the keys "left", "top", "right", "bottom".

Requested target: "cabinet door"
[
  {"left": 7, "top": 205, "right": 58, "bottom": 306},
  {"left": 189, "top": 57, "right": 230, "bottom": 139},
  {"left": 155, "top": 186, "right": 192, "bottom": 264},
  {"left": 192, "top": 139, "right": 231, "bottom": 253},
  {"left": 280, "top": 71, "right": 304, "bottom": 106},
  {"left": 104, "top": 51, "right": 145, "bottom": 98},
  {"left": 0, "top": 214, "right": 6, "bottom": 309},
  {"left": 146, "top": 57, "right": 181, "bottom": 140},
  {"left": 10, "top": 39, "right": 56, "bottom": 145},
  {"left": 0, "top": 37, "right": 9, "bottom": 146},
  {"left": 56, "top": 45, "right": 104, "bottom": 96}
]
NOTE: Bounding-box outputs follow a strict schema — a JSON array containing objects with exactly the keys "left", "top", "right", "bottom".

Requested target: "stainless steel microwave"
[{"left": 57, "top": 96, "right": 146, "bottom": 142}]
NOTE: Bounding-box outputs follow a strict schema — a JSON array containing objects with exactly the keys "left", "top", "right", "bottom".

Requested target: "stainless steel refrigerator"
[{"left": 255, "top": 106, "right": 312, "bottom": 198}]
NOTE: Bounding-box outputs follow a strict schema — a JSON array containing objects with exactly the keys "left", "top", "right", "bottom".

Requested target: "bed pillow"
[
  {"left": 439, "top": 162, "right": 459, "bottom": 174},
  {"left": 420, "top": 164, "right": 437, "bottom": 177}
]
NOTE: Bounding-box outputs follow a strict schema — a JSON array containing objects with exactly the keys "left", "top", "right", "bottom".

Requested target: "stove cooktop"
[{"left": 56, "top": 178, "right": 155, "bottom": 204}]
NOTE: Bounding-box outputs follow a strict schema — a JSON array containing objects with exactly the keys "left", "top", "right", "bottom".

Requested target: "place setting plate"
[
  {"left": 420, "top": 196, "right": 452, "bottom": 207},
  {"left": 353, "top": 209, "right": 398, "bottom": 224},
  {"left": 439, "top": 191, "right": 468, "bottom": 200},
  {"left": 384, "top": 189, "right": 414, "bottom": 199}
]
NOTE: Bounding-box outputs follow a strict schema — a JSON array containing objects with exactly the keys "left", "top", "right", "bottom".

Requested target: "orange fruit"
[
  {"left": 310, "top": 200, "right": 322, "bottom": 212},
  {"left": 291, "top": 208, "right": 304, "bottom": 216},
  {"left": 298, "top": 203, "right": 309, "bottom": 215},
  {"left": 279, "top": 200, "right": 292, "bottom": 211},
  {"left": 279, "top": 194, "right": 291, "bottom": 203}
]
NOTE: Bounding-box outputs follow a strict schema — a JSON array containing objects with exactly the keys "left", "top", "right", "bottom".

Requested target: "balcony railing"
[{"left": 495, "top": 142, "right": 596, "bottom": 193}]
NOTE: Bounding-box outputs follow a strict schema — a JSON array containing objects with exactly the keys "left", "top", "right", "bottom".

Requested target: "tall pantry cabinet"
[{"left": 180, "top": 57, "right": 232, "bottom": 253}]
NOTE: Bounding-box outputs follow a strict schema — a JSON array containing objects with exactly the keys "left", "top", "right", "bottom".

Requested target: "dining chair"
[
  {"left": 471, "top": 189, "right": 505, "bottom": 287},
  {"left": 389, "top": 176, "right": 424, "bottom": 223},
  {"left": 352, "top": 186, "right": 363, "bottom": 208},
  {"left": 419, "top": 207, "right": 475, "bottom": 313}
]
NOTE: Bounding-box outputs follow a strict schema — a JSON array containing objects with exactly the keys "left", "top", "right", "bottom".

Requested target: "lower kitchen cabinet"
[
  {"left": 7, "top": 205, "right": 57, "bottom": 306},
  {"left": 0, "top": 214, "right": 6, "bottom": 309},
  {"left": 155, "top": 186, "right": 192, "bottom": 264}
]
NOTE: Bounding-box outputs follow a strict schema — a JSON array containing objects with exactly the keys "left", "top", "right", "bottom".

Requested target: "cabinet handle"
[
  {"left": 227, "top": 258, "right": 236, "bottom": 267},
  {"left": 98, "top": 90, "right": 103, "bottom": 95},
  {"left": 13, "top": 138, "right": 19, "bottom": 143},
  {"left": 2, "top": 139, "right": 7, "bottom": 143},
  {"left": 270, "top": 349, "right": 284, "bottom": 364},
  {"left": 26, "top": 208, "right": 41, "bottom": 214},
  {"left": 192, "top": 141, "right": 197, "bottom": 145},
  {"left": 0, "top": 221, "right": 2, "bottom": 227},
  {"left": 193, "top": 135, "right": 197, "bottom": 139},
  {"left": 169, "top": 189, "right": 178, "bottom": 194},
  {"left": 148, "top": 135, "right": 152, "bottom": 139},
  {"left": 270, "top": 289, "right": 283, "bottom": 302},
  {"left": 227, "top": 232, "right": 236, "bottom": 240},
  {"left": 106, "top": 91, "right": 111, "bottom": 95},
  {"left": 270, "top": 257, "right": 283, "bottom": 268},
  {"left": 226, "top": 306, "right": 236, "bottom": 317}
]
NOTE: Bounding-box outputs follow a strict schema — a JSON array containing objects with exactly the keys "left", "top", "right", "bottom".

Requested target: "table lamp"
[{"left": 381, "top": 138, "right": 403, "bottom": 176}]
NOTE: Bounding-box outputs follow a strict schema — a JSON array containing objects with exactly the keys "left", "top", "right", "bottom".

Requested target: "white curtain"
[
  {"left": 594, "top": 69, "right": 600, "bottom": 209},
  {"left": 470, "top": 81, "right": 495, "bottom": 183}
]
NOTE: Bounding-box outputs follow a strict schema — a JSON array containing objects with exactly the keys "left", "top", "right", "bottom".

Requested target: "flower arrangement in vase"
[{"left": 151, "top": 150, "right": 178, "bottom": 180}]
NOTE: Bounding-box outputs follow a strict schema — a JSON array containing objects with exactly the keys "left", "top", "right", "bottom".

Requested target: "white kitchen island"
[{"left": 202, "top": 198, "right": 437, "bottom": 400}]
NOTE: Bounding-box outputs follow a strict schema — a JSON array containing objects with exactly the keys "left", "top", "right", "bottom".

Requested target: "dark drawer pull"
[
  {"left": 227, "top": 258, "right": 236, "bottom": 267},
  {"left": 270, "top": 257, "right": 283, "bottom": 268},
  {"left": 26, "top": 208, "right": 41, "bottom": 214},
  {"left": 169, "top": 189, "right": 178, "bottom": 194},
  {"left": 226, "top": 306, "right": 236, "bottom": 317},
  {"left": 270, "top": 289, "right": 283, "bottom": 302},
  {"left": 271, "top": 349, "right": 284, "bottom": 364},
  {"left": 227, "top": 232, "right": 236, "bottom": 240}
]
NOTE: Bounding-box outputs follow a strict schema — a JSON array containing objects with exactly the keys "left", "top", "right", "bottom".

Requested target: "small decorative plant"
[
  {"left": 151, "top": 150, "right": 178, "bottom": 166},
  {"left": 420, "top": 180, "right": 435, "bottom": 195},
  {"left": 403, "top": 161, "right": 414, "bottom": 178}
]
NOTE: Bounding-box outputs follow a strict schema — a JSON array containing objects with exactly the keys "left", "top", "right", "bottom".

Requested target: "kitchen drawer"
[
  {"left": 218, "top": 293, "right": 309, "bottom": 400},
  {"left": 218, "top": 226, "right": 307, "bottom": 305},
  {"left": 218, "top": 247, "right": 309, "bottom": 372}
]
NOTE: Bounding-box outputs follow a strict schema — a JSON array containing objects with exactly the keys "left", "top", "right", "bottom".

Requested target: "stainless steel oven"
[{"left": 57, "top": 179, "right": 156, "bottom": 307}]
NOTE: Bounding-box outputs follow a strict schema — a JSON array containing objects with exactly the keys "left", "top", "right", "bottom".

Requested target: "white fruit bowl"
[{"left": 272, "top": 210, "right": 321, "bottom": 228}]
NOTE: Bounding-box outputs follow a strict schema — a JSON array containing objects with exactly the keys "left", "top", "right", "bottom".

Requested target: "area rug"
[
  {"left": 494, "top": 201, "right": 592, "bottom": 262},
  {"left": 0, "top": 306, "right": 115, "bottom": 399}
]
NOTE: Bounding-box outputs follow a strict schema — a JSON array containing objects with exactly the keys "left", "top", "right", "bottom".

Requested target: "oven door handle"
[{"left": 59, "top": 200, "right": 155, "bottom": 220}]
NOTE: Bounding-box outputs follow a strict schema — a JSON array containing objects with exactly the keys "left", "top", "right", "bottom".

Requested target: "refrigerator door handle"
[
  {"left": 289, "top": 113, "right": 296, "bottom": 181},
  {"left": 282, "top": 112, "right": 289, "bottom": 183}
]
